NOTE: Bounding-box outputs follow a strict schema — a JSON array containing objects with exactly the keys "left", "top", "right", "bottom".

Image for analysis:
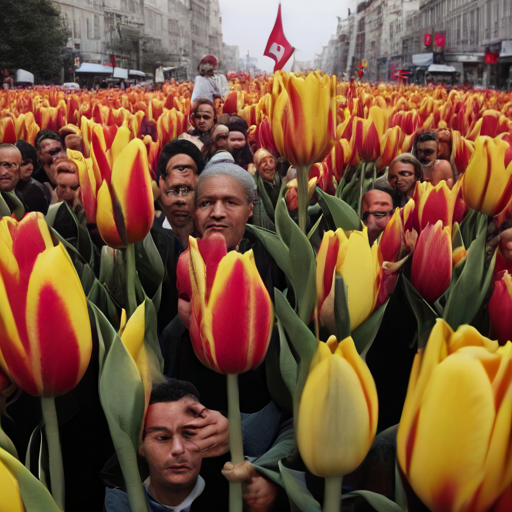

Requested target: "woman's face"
[
  {"left": 257, "top": 156, "right": 276, "bottom": 183},
  {"left": 20, "top": 158, "right": 34, "bottom": 180}
]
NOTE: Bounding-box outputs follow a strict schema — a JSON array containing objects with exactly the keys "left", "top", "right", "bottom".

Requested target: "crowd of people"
[{"left": 2, "top": 60, "right": 512, "bottom": 512}]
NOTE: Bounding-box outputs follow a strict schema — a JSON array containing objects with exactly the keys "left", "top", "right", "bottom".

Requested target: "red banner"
[
  {"left": 434, "top": 34, "right": 446, "bottom": 48},
  {"left": 424, "top": 33, "right": 432, "bottom": 46},
  {"left": 264, "top": 4, "right": 295, "bottom": 72}
]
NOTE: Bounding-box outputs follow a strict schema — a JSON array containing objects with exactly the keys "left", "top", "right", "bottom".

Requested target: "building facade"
[
  {"left": 317, "top": 0, "right": 512, "bottom": 88},
  {"left": 55, "top": 0, "right": 226, "bottom": 80}
]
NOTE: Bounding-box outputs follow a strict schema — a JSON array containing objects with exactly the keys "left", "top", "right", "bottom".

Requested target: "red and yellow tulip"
[
  {"left": 96, "top": 138, "right": 155, "bottom": 248},
  {"left": 0, "top": 213, "right": 92, "bottom": 397},
  {"left": 180, "top": 235, "right": 273, "bottom": 375},
  {"left": 411, "top": 220, "right": 452, "bottom": 303},
  {"left": 489, "top": 271, "right": 512, "bottom": 346},
  {"left": 398, "top": 319, "right": 512, "bottom": 512},
  {"left": 272, "top": 71, "right": 337, "bottom": 168}
]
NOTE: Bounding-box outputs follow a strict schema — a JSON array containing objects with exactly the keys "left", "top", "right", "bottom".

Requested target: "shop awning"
[
  {"left": 75, "top": 63, "right": 113, "bottom": 74},
  {"left": 427, "top": 64, "right": 457, "bottom": 73},
  {"left": 112, "top": 67, "right": 128, "bottom": 79},
  {"left": 129, "top": 69, "right": 146, "bottom": 77},
  {"left": 412, "top": 53, "right": 433, "bottom": 67},
  {"left": 15, "top": 69, "right": 34, "bottom": 84}
]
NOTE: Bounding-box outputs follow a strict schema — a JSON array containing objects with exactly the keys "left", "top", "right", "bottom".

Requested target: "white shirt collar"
[
  {"left": 162, "top": 217, "right": 173, "bottom": 230},
  {"left": 144, "top": 475, "right": 205, "bottom": 512}
]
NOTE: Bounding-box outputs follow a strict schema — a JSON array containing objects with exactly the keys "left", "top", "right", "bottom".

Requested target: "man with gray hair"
[{"left": 194, "top": 162, "right": 257, "bottom": 251}]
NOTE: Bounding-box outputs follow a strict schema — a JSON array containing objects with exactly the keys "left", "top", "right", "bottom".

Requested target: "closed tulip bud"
[
  {"left": 411, "top": 221, "right": 452, "bottom": 303},
  {"left": 0, "top": 213, "right": 92, "bottom": 397},
  {"left": 397, "top": 319, "right": 512, "bottom": 512},
  {"left": 285, "top": 177, "right": 317, "bottom": 211},
  {"left": 181, "top": 235, "right": 273, "bottom": 375},
  {"left": 462, "top": 136, "right": 512, "bottom": 217},
  {"left": 323, "top": 138, "right": 352, "bottom": 182},
  {"left": 68, "top": 149, "right": 97, "bottom": 224},
  {"left": 378, "top": 126, "right": 402, "bottom": 170},
  {"left": 317, "top": 228, "right": 380, "bottom": 333},
  {"left": 96, "top": 138, "right": 154, "bottom": 248},
  {"left": 452, "top": 246, "right": 467, "bottom": 267},
  {"left": 451, "top": 130, "right": 474, "bottom": 176},
  {"left": 272, "top": 71, "right": 337, "bottom": 168},
  {"left": 297, "top": 336, "right": 378, "bottom": 477},
  {"left": 410, "top": 181, "right": 456, "bottom": 233},
  {"left": 489, "top": 271, "right": 512, "bottom": 346}
]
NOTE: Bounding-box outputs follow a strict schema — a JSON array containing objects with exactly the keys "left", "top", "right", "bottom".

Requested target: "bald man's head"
[
  {"left": 362, "top": 188, "right": 395, "bottom": 246},
  {"left": 0, "top": 144, "right": 21, "bottom": 192}
]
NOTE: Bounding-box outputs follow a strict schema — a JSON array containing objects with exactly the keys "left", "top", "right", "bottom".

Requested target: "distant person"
[
  {"left": 413, "top": 131, "right": 454, "bottom": 187},
  {"left": 0, "top": 143, "right": 21, "bottom": 193},
  {"left": 187, "top": 99, "right": 217, "bottom": 150},
  {"left": 54, "top": 159, "right": 81, "bottom": 209},
  {"left": 14, "top": 140, "right": 51, "bottom": 214},
  {"left": 226, "top": 118, "right": 254, "bottom": 173},
  {"left": 387, "top": 154, "right": 422, "bottom": 206},
  {"left": 32, "top": 130, "right": 63, "bottom": 186},
  {"left": 191, "top": 55, "right": 221, "bottom": 103}
]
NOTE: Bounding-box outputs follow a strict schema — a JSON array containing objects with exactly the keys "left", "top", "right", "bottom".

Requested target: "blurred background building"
[
  {"left": 55, "top": 0, "right": 237, "bottom": 80},
  {"left": 318, "top": 0, "right": 512, "bottom": 89}
]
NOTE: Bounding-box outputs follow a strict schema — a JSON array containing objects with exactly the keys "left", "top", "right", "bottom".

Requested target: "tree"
[{"left": 0, "top": 0, "right": 68, "bottom": 83}]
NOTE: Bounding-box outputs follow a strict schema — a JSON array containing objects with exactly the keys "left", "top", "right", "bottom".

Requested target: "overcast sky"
[{"left": 218, "top": 0, "right": 355, "bottom": 71}]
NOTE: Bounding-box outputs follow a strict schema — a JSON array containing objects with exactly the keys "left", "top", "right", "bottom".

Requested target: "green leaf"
[
  {"left": 443, "top": 222, "right": 497, "bottom": 330},
  {"left": 459, "top": 209, "right": 485, "bottom": 248},
  {"left": 275, "top": 289, "right": 317, "bottom": 428},
  {"left": 316, "top": 187, "right": 362, "bottom": 231},
  {"left": 99, "top": 335, "right": 150, "bottom": 512},
  {"left": 135, "top": 232, "right": 165, "bottom": 304},
  {"left": 90, "top": 301, "right": 120, "bottom": 375},
  {"left": 143, "top": 297, "right": 165, "bottom": 376},
  {"left": 334, "top": 277, "right": 351, "bottom": 341},
  {"left": 0, "top": 191, "right": 25, "bottom": 220},
  {"left": 352, "top": 301, "right": 389, "bottom": 359},
  {"left": 400, "top": 275, "right": 439, "bottom": 350},
  {"left": 279, "top": 460, "right": 321, "bottom": 512},
  {"left": 344, "top": 490, "right": 404, "bottom": 512},
  {"left": 0, "top": 446, "right": 61, "bottom": 512}
]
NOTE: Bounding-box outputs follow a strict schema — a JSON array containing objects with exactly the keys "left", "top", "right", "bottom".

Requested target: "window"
[
  {"left": 74, "top": 18, "right": 81, "bottom": 38},
  {"left": 168, "top": 18, "right": 179, "bottom": 34},
  {"left": 94, "top": 14, "right": 100, "bottom": 39}
]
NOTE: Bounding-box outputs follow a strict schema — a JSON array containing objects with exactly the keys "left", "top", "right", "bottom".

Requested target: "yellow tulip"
[
  {"left": 317, "top": 228, "right": 380, "bottom": 332},
  {"left": 397, "top": 319, "right": 512, "bottom": 512},
  {"left": 0, "top": 456, "right": 24, "bottom": 512},
  {"left": 272, "top": 71, "right": 337, "bottom": 168},
  {"left": 297, "top": 336, "right": 378, "bottom": 477},
  {"left": 462, "top": 136, "right": 512, "bottom": 217}
]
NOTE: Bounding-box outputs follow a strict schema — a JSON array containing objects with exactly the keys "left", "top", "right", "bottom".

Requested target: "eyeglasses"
[
  {"left": 362, "top": 210, "right": 393, "bottom": 221},
  {"left": 215, "top": 134, "right": 228, "bottom": 141},
  {"left": 193, "top": 114, "right": 213, "bottom": 120},
  {"left": 0, "top": 161, "right": 19, "bottom": 170},
  {"left": 165, "top": 186, "right": 193, "bottom": 197},
  {"left": 48, "top": 147, "right": 63, "bottom": 156}
]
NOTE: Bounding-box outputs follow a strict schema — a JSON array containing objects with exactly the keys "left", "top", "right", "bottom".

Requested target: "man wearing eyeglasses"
[
  {"left": 0, "top": 143, "right": 21, "bottom": 193},
  {"left": 187, "top": 99, "right": 217, "bottom": 149},
  {"left": 361, "top": 186, "right": 397, "bottom": 245}
]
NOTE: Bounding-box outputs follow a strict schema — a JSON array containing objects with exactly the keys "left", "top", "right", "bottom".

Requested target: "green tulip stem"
[
  {"left": 357, "top": 162, "right": 366, "bottom": 219},
  {"left": 323, "top": 476, "right": 342, "bottom": 512},
  {"left": 297, "top": 165, "right": 309, "bottom": 234},
  {"left": 125, "top": 243, "right": 137, "bottom": 318},
  {"left": 41, "top": 396, "right": 65, "bottom": 511},
  {"left": 227, "top": 373, "right": 244, "bottom": 512}
]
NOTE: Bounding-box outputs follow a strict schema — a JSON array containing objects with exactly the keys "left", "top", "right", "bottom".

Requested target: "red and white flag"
[{"left": 264, "top": 4, "right": 294, "bottom": 72}]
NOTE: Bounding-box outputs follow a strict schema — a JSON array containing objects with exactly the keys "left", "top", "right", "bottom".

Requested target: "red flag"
[
  {"left": 264, "top": 4, "right": 294, "bottom": 72},
  {"left": 434, "top": 33, "right": 446, "bottom": 48},
  {"left": 424, "top": 33, "right": 432, "bottom": 46}
]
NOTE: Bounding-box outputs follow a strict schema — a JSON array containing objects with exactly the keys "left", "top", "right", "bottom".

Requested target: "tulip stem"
[
  {"left": 41, "top": 397, "right": 65, "bottom": 511},
  {"left": 297, "top": 165, "right": 308, "bottom": 234},
  {"left": 357, "top": 163, "right": 366, "bottom": 219},
  {"left": 227, "top": 373, "right": 244, "bottom": 512},
  {"left": 125, "top": 243, "right": 137, "bottom": 318},
  {"left": 323, "top": 476, "right": 342, "bottom": 512}
]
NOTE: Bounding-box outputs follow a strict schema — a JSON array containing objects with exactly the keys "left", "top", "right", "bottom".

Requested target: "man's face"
[
  {"left": 0, "top": 147, "right": 21, "bottom": 192},
  {"left": 195, "top": 175, "right": 254, "bottom": 250},
  {"left": 37, "top": 138, "right": 62, "bottom": 166},
  {"left": 228, "top": 132, "right": 246, "bottom": 151},
  {"left": 140, "top": 398, "right": 202, "bottom": 490},
  {"left": 159, "top": 154, "right": 198, "bottom": 230},
  {"left": 193, "top": 104, "right": 215, "bottom": 133},
  {"left": 19, "top": 157, "right": 34, "bottom": 181},
  {"left": 258, "top": 156, "right": 276, "bottom": 183},
  {"left": 362, "top": 190, "right": 394, "bottom": 241},
  {"left": 212, "top": 127, "right": 229, "bottom": 151},
  {"left": 388, "top": 162, "right": 417, "bottom": 197},
  {"left": 416, "top": 140, "right": 438, "bottom": 166},
  {"left": 56, "top": 172, "right": 80, "bottom": 205}
]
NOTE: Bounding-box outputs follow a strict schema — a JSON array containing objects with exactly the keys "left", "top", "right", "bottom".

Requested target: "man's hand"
[
  {"left": 222, "top": 461, "right": 279, "bottom": 512},
  {"left": 186, "top": 402, "right": 229, "bottom": 457}
]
